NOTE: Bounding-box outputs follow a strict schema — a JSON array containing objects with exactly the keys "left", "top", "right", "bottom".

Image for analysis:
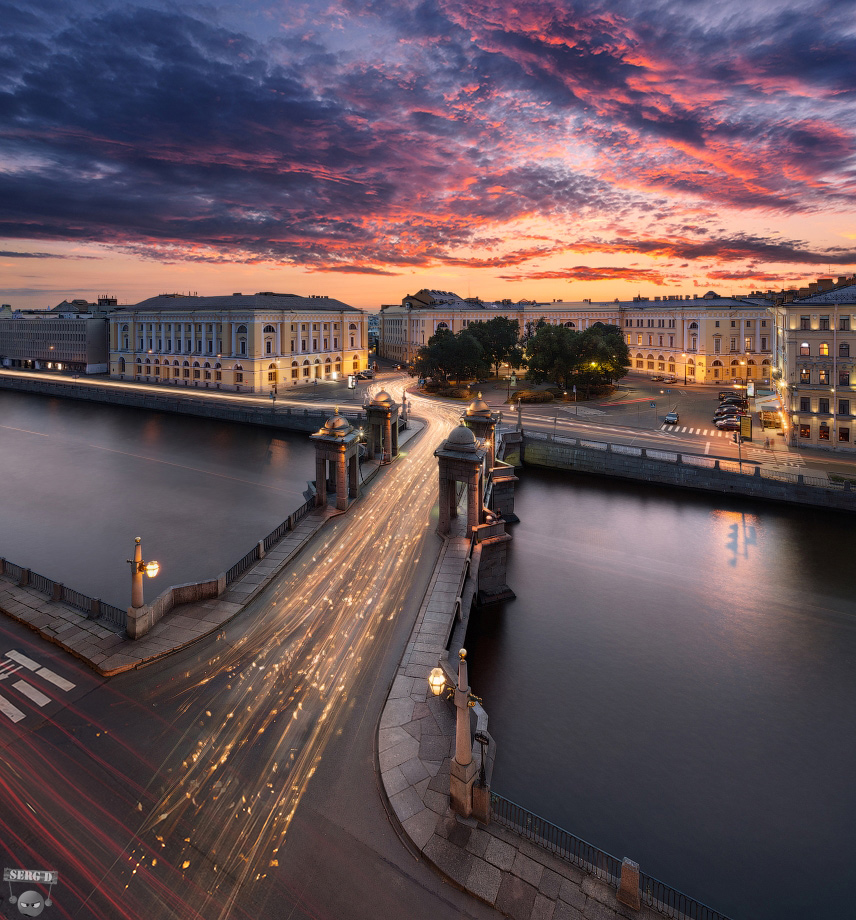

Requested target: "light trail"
[{"left": 0, "top": 391, "right": 461, "bottom": 919}]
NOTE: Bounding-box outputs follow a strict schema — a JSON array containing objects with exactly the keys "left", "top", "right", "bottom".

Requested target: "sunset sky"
[{"left": 2, "top": 0, "right": 855, "bottom": 310}]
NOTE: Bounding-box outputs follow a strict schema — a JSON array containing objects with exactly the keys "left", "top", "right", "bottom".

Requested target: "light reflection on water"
[
  {"left": 466, "top": 468, "right": 856, "bottom": 920},
  {"left": 0, "top": 392, "right": 315, "bottom": 607}
]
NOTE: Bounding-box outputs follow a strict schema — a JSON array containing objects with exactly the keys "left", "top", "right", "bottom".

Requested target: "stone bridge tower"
[
  {"left": 365, "top": 389, "right": 399, "bottom": 464},
  {"left": 434, "top": 425, "right": 485, "bottom": 536},
  {"left": 310, "top": 411, "right": 361, "bottom": 511}
]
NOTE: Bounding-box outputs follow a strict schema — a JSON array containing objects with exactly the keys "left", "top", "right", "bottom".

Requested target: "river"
[
  {"left": 0, "top": 391, "right": 315, "bottom": 608},
  {"left": 466, "top": 468, "right": 856, "bottom": 920}
]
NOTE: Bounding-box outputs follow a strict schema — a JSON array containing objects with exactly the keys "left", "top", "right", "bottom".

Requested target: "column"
[
  {"left": 315, "top": 455, "right": 326, "bottom": 507},
  {"left": 467, "top": 478, "right": 480, "bottom": 533},
  {"left": 336, "top": 448, "right": 348, "bottom": 511},
  {"left": 231, "top": 323, "right": 237, "bottom": 356},
  {"left": 348, "top": 453, "right": 359, "bottom": 499},
  {"left": 438, "top": 475, "right": 450, "bottom": 535},
  {"left": 275, "top": 323, "right": 281, "bottom": 355},
  {"left": 383, "top": 416, "right": 392, "bottom": 464}
]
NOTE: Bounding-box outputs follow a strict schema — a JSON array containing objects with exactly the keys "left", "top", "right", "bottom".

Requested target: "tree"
[
  {"left": 524, "top": 321, "right": 631, "bottom": 396},
  {"left": 412, "top": 328, "right": 488, "bottom": 384},
  {"left": 466, "top": 317, "right": 521, "bottom": 378}
]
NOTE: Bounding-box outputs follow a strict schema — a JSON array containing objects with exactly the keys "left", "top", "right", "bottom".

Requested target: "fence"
[
  {"left": 491, "top": 793, "right": 733, "bottom": 920},
  {"left": 0, "top": 557, "right": 126, "bottom": 630}
]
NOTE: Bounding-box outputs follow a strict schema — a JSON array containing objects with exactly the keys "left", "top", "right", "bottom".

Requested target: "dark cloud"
[{"left": 0, "top": 250, "right": 82, "bottom": 258}]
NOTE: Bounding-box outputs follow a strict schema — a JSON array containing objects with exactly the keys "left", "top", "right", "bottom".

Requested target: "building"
[
  {"left": 108, "top": 292, "right": 368, "bottom": 393},
  {"left": 0, "top": 296, "right": 118, "bottom": 374},
  {"left": 379, "top": 289, "right": 773, "bottom": 386},
  {"left": 770, "top": 276, "right": 856, "bottom": 451}
]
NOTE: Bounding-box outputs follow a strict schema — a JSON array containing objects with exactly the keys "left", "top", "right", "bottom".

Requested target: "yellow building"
[
  {"left": 770, "top": 278, "right": 856, "bottom": 451},
  {"left": 380, "top": 289, "right": 773, "bottom": 386},
  {"left": 108, "top": 292, "right": 368, "bottom": 393}
]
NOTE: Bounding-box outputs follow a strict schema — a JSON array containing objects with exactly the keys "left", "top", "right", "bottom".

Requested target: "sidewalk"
[
  {"left": 378, "top": 533, "right": 662, "bottom": 920},
  {"left": 0, "top": 420, "right": 424, "bottom": 676}
]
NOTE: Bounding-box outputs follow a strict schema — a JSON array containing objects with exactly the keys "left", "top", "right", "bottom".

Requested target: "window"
[
  {"left": 840, "top": 427, "right": 850, "bottom": 442},
  {"left": 268, "top": 371, "right": 276, "bottom": 381},
  {"left": 689, "top": 322, "right": 698, "bottom": 330},
  {"left": 799, "top": 425, "right": 811, "bottom": 438},
  {"left": 840, "top": 343, "right": 850, "bottom": 357},
  {"left": 819, "top": 369, "right": 830, "bottom": 385},
  {"left": 746, "top": 320, "right": 752, "bottom": 328},
  {"left": 266, "top": 341, "right": 272, "bottom": 354},
  {"left": 714, "top": 339, "right": 721, "bottom": 354},
  {"left": 745, "top": 337, "right": 752, "bottom": 352},
  {"left": 730, "top": 337, "right": 737, "bottom": 352},
  {"left": 240, "top": 341, "right": 246, "bottom": 355},
  {"left": 715, "top": 321, "right": 720, "bottom": 328},
  {"left": 235, "top": 372, "right": 243, "bottom": 383},
  {"left": 839, "top": 399, "right": 850, "bottom": 416},
  {"left": 819, "top": 343, "right": 829, "bottom": 356},
  {"left": 800, "top": 397, "right": 810, "bottom": 412},
  {"left": 691, "top": 335, "right": 697, "bottom": 350},
  {"left": 800, "top": 368, "right": 811, "bottom": 383},
  {"left": 264, "top": 325, "right": 275, "bottom": 333},
  {"left": 840, "top": 316, "right": 850, "bottom": 331},
  {"left": 761, "top": 320, "right": 767, "bottom": 327},
  {"left": 196, "top": 340, "right": 202, "bottom": 352},
  {"left": 761, "top": 337, "right": 767, "bottom": 351},
  {"left": 731, "top": 320, "right": 736, "bottom": 328},
  {"left": 800, "top": 316, "right": 810, "bottom": 330},
  {"left": 819, "top": 425, "right": 830, "bottom": 440},
  {"left": 800, "top": 342, "right": 810, "bottom": 356},
  {"left": 648, "top": 335, "right": 653, "bottom": 346},
  {"left": 819, "top": 398, "right": 829, "bottom": 414},
  {"left": 820, "top": 316, "right": 830, "bottom": 330},
  {"left": 840, "top": 371, "right": 850, "bottom": 386},
  {"left": 658, "top": 336, "right": 663, "bottom": 346}
]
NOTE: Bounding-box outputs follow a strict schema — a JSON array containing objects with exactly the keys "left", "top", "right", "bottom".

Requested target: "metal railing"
[
  {"left": 640, "top": 874, "right": 734, "bottom": 920},
  {"left": 491, "top": 793, "right": 734, "bottom": 920},
  {"left": 225, "top": 546, "right": 260, "bottom": 585},
  {"left": 490, "top": 793, "right": 622, "bottom": 884},
  {"left": 0, "top": 558, "right": 125, "bottom": 631}
]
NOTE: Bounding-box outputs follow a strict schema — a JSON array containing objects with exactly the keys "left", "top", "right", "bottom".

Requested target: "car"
[
  {"left": 719, "top": 390, "right": 744, "bottom": 400},
  {"left": 719, "top": 397, "right": 748, "bottom": 406},
  {"left": 718, "top": 400, "right": 748, "bottom": 410},
  {"left": 650, "top": 374, "right": 664, "bottom": 381},
  {"left": 663, "top": 375, "right": 677, "bottom": 383},
  {"left": 664, "top": 411, "right": 679, "bottom": 425},
  {"left": 713, "top": 408, "right": 748, "bottom": 420},
  {"left": 715, "top": 416, "right": 742, "bottom": 430}
]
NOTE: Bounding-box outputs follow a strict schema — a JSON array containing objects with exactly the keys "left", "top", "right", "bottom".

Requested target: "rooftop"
[{"left": 122, "top": 292, "right": 362, "bottom": 313}]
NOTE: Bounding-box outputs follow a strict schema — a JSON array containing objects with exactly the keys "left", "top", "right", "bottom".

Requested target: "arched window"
[
  {"left": 564, "top": 321, "right": 575, "bottom": 328},
  {"left": 689, "top": 322, "right": 698, "bottom": 329},
  {"left": 349, "top": 323, "right": 358, "bottom": 330},
  {"left": 712, "top": 360, "right": 723, "bottom": 366},
  {"left": 800, "top": 342, "right": 810, "bottom": 355},
  {"left": 731, "top": 359, "right": 739, "bottom": 366},
  {"left": 436, "top": 322, "right": 448, "bottom": 331},
  {"left": 204, "top": 362, "right": 211, "bottom": 368},
  {"left": 263, "top": 325, "right": 275, "bottom": 333},
  {"left": 236, "top": 325, "right": 247, "bottom": 334}
]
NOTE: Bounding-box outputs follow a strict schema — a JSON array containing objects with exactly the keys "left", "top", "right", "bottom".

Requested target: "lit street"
[{"left": 0, "top": 392, "right": 500, "bottom": 920}]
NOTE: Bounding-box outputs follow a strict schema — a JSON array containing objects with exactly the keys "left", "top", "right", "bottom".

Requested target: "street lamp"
[
  {"left": 681, "top": 353, "right": 687, "bottom": 385},
  {"left": 127, "top": 537, "right": 159, "bottom": 608}
]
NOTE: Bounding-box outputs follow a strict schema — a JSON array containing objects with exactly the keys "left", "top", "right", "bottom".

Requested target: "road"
[{"left": 0, "top": 389, "right": 498, "bottom": 920}]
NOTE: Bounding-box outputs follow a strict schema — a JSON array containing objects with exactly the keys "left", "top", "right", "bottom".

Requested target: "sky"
[{"left": 1, "top": 0, "right": 855, "bottom": 310}]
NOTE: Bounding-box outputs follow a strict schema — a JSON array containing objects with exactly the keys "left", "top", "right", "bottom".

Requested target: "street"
[{"left": 0, "top": 390, "right": 499, "bottom": 920}]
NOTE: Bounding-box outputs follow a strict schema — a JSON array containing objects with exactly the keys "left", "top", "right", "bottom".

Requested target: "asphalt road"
[{"left": 0, "top": 391, "right": 500, "bottom": 920}]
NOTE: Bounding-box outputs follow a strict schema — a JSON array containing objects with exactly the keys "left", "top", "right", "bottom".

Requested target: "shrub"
[
  {"left": 436, "top": 386, "right": 472, "bottom": 399},
  {"left": 515, "top": 389, "right": 554, "bottom": 403}
]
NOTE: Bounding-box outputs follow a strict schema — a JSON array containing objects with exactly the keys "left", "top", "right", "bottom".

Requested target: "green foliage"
[
  {"left": 466, "top": 316, "right": 521, "bottom": 377},
  {"left": 524, "top": 321, "right": 631, "bottom": 396},
  {"left": 514, "top": 389, "right": 554, "bottom": 403},
  {"left": 412, "top": 327, "right": 488, "bottom": 384}
]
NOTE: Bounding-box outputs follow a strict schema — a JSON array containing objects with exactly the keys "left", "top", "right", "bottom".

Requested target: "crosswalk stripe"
[
  {"left": 13, "top": 680, "right": 51, "bottom": 707},
  {"left": 6, "top": 650, "right": 40, "bottom": 671},
  {"left": 0, "top": 694, "right": 26, "bottom": 723},
  {"left": 37, "top": 667, "right": 74, "bottom": 692}
]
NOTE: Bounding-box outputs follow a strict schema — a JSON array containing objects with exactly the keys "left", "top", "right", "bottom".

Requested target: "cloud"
[{"left": 0, "top": 250, "right": 84, "bottom": 258}]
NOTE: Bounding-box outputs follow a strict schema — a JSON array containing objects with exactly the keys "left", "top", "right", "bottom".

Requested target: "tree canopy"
[
  {"left": 466, "top": 316, "right": 522, "bottom": 377},
  {"left": 412, "top": 328, "right": 488, "bottom": 384}
]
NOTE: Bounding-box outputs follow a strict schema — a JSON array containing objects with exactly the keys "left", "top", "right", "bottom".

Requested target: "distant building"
[
  {"left": 380, "top": 289, "right": 773, "bottom": 385},
  {"left": 770, "top": 276, "right": 856, "bottom": 451},
  {"left": 107, "top": 292, "right": 368, "bottom": 393},
  {"left": 0, "top": 296, "right": 120, "bottom": 374}
]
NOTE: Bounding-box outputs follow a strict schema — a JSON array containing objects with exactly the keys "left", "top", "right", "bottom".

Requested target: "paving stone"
[
  {"left": 553, "top": 901, "right": 584, "bottom": 920},
  {"left": 399, "top": 756, "right": 430, "bottom": 786},
  {"left": 582, "top": 901, "right": 619, "bottom": 920},
  {"left": 423, "top": 835, "right": 473, "bottom": 888},
  {"left": 390, "top": 786, "right": 425, "bottom": 822},
  {"left": 539, "top": 868, "right": 563, "bottom": 900},
  {"left": 378, "top": 725, "right": 412, "bottom": 753},
  {"left": 512, "top": 850, "right": 544, "bottom": 888},
  {"left": 418, "top": 733, "right": 453, "bottom": 761},
  {"left": 403, "top": 720, "right": 422, "bottom": 740},
  {"left": 559, "top": 878, "right": 587, "bottom": 911},
  {"left": 378, "top": 697, "right": 415, "bottom": 730},
  {"left": 446, "top": 818, "right": 472, "bottom": 849},
  {"left": 389, "top": 675, "right": 415, "bottom": 699},
  {"left": 581, "top": 876, "right": 618, "bottom": 908},
  {"left": 381, "top": 766, "right": 408, "bottom": 798},
  {"left": 531, "top": 893, "right": 556, "bottom": 920},
  {"left": 484, "top": 834, "right": 517, "bottom": 871},
  {"left": 495, "top": 873, "right": 538, "bottom": 920},
  {"left": 379, "top": 736, "right": 420, "bottom": 772},
  {"left": 465, "top": 828, "right": 490, "bottom": 858},
  {"left": 466, "top": 857, "right": 502, "bottom": 904},
  {"left": 402, "top": 807, "right": 438, "bottom": 851}
]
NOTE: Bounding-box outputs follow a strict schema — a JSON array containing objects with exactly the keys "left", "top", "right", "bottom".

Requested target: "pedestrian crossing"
[
  {"left": 0, "top": 649, "right": 76, "bottom": 724},
  {"left": 660, "top": 424, "right": 736, "bottom": 437}
]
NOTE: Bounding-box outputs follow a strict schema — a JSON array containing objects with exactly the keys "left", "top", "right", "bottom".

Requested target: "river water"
[
  {"left": 0, "top": 391, "right": 315, "bottom": 607},
  {"left": 465, "top": 468, "right": 856, "bottom": 920}
]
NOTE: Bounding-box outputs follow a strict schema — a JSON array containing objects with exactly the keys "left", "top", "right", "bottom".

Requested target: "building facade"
[
  {"left": 379, "top": 289, "right": 773, "bottom": 386},
  {"left": 108, "top": 292, "right": 368, "bottom": 393},
  {"left": 770, "top": 279, "right": 856, "bottom": 451},
  {"left": 0, "top": 296, "right": 119, "bottom": 373}
]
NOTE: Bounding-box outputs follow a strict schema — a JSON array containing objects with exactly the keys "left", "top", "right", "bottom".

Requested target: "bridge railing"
[{"left": 491, "top": 793, "right": 734, "bottom": 920}]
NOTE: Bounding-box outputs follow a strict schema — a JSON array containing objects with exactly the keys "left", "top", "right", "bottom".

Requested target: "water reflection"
[
  {"left": 0, "top": 392, "right": 315, "bottom": 606},
  {"left": 466, "top": 469, "right": 856, "bottom": 920}
]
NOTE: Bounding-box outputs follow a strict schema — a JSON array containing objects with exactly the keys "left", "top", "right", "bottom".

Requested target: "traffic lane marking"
[
  {"left": 13, "top": 680, "right": 51, "bottom": 707},
  {"left": 0, "top": 694, "right": 26, "bottom": 723}
]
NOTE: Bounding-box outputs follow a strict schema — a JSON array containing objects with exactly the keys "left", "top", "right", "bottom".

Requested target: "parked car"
[
  {"left": 719, "top": 390, "right": 743, "bottom": 400},
  {"left": 664, "top": 411, "right": 679, "bottom": 425},
  {"left": 718, "top": 401, "right": 748, "bottom": 411},
  {"left": 713, "top": 408, "right": 748, "bottom": 420},
  {"left": 715, "top": 416, "right": 742, "bottom": 430},
  {"left": 663, "top": 375, "right": 677, "bottom": 384},
  {"left": 650, "top": 374, "right": 664, "bottom": 381}
]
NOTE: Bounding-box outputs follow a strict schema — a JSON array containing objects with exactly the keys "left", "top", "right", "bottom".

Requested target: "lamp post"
[
  {"left": 681, "top": 353, "right": 687, "bottom": 385},
  {"left": 127, "top": 537, "right": 159, "bottom": 609},
  {"left": 428, "top": 649, "right": 483, "bottom": 818}
]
